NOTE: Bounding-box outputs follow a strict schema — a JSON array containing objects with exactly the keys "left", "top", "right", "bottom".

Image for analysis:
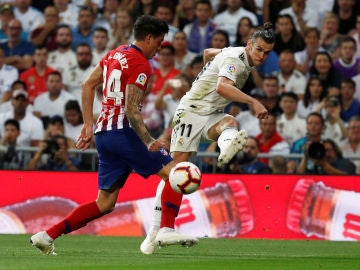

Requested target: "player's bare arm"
[
  {"left": 76, "top": 64, "right": 103, "bottom": 150},
  {"left": 203, "top": 48, "right": 222, "bottom": 64},
  {"left": 216, "top": 76, "right": 268, "bottom": 119},
  {"left": 125, "top": 84, "right": 155, "bottom": 145}
]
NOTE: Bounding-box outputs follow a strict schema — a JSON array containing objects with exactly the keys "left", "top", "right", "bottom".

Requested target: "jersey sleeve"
[
  {"left": 127, "top": 61, "right": 152, "bottom": 91},
  {"left": 218, "top": 57, "right": 245, "bottom": 83}
]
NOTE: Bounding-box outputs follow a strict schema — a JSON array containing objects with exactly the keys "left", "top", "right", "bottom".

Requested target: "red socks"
[
  {"left": 46, "top": 201, "right": 102, "bottom": 240},
  {"left": 160, "top": 180, "right": 183, "bottom": 228}
]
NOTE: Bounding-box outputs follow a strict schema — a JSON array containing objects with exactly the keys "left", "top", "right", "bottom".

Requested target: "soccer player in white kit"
[{"left": 141, "top": 23, "right": 276, "bottom": 254}]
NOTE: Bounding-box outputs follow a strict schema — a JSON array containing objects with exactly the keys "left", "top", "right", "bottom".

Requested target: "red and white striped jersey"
[{"left": 94, "top": 44, "right": 152, "bottom": 133}]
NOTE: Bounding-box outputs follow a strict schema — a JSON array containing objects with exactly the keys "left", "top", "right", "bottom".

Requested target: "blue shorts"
[{"left": 95, "top": 128, "right": 173, "bottom": 190}]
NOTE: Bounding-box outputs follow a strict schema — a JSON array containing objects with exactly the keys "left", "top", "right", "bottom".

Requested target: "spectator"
[
  {"left": 109, "top": 7, "right": 134, "bottom": 50},
  {"left": 339, "top": 78, "right": 360, "bottom": 123},
  {"left": 0, "top": 47, "right": 18, "bottom": 103},
  {"left": 309, "top": 51, "right": 342, "bottom": 90},
  {"left": 339, "top": 116, "right": 360, "bottom": 174},
  {"left": 132, "top": 0, "right": 157, "bottom": 20},
  {"left": 290, "top": 112, "right": 325, "bottom": 172},
  {"left": 91, "top": 27, "right": 109, "bottom": 65},
  {"left": 273, "top": 14, "right": 305, "bottom": 55},
  {"left": 333, "top": 36, "right": 360, "bottom": 79},
  {"left": 256, "top": 113, "right": 290, "bottom": 164},
  {"left": 260, "top": 75, "right": 282, "bottom": 117},
  {"left": 183, "top": 0, "right": 215, "bottom": 54},
  {"left": 65, "top": 43, "right": 94, "bottom": 96},
  {"left": 236, "top": 98, "right": 261, "bottom": 137},
  {"left": 184, "top": 53, "right": 204, "bottom": 82},
  {"left": 275, "top": 49, "right": 307, "bottom": 99},
  {"left": 297, "top": 138, "right": 356, "bottom": 174},
  {"left": 20, "top": 45, "right": 56, "bottom": 104},
  {"left": 294, "top": 27, "right": 324, "bottom": 76},
  {"left": 151, "top": 41, "right": 181, "bottom": 95},
  {"left": 234, "top": 16, "right": 254, "bottom": 47},
  {"left": 64, "top": 100, "right": 83, "bottom": 144},
  {"left": 332, "top": 0, "right": 358, "bottom": 35},
  {"left": 262, "top": 0, "right": 291, "bottom": 26},
  {"left": 14, "top": 0, "right": 45, "bottom": 35},
  {"left": 269, "top": 154, "right": 288, "bottom": 174},
  {"left": 210, "top": 29, "right": 230, "bottom": 49},
  {"left": 27, "top": 134, "right": 82, "bottom": 171},
  {"left": 277, "top": 92, "right": 306, "bottom": 147},
  {"left": 0, "top": 80, "right": 32, "bottom": 113},
  {"left": 322, "top": 96, "right": 348, "bottom": 144},
  {"left": 47, "top": 25, "right": 77, "bottom": 80},
  {"left": 154, "top": 2, "right": 178, "bottom": 42},
  {"left": 319, "top": 12, "right": 343, "bottom": 61},
  {"left": 0, "top": 19, "right": 34, "bottom": 70},
  {"left": 214, "top": 0, "right": 258, "bottom": 45},
  {"left": 172, "top": 0, "right": 196, "bottom": 31},
  {"left": 33, "top": 71, "right": 76, "bottom": 123},
  {"left": 44, "top": 114, "right": 76, "bottom": 147},
  {"left": 353, "top": 72, "right": 360, "bottom": 101},
  {"left": 95, "top": 0, "right": 120, "bottom": 32},
  {"left": 154, "top": 73, "right": 191, "bottom": 131},
  {"left": 0, "top": 3, "right": 27, "bottom": 42},
  {"left": 141, "top": 80, "right": 164, "bottom": 139},
  {"left": 0, "top": 89, "right": 43, "bottom": 147},
  {"left": 172, "top": 31, "right": 197, "bottom": 72},
  {"left": 279, "top": 0, "right": 319, "bottom": 36},
  {"left": 226, "top": 136, "right": 272, "bottom": 174},
  {"left": 297, "top": 76, "right": 328, "bottom": 119},
  {"left": 30, "top": 6, "right": 60, "bottom": 52},
  {"left": 351, "top": 14, "right": 360, "bottom": 59},
  {"left": 54, "top": 0, "right": 79, "bottom": 28},
  {"left": 72, "top": 5, "right": 97, "bottom": 49},
  {"left": 0, "top": 118, "right": 31, "bottom": 169}
]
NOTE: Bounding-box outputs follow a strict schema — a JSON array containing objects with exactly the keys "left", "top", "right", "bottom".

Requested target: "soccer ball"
[{"left": 169, "top": 162, "right": 202, "bottom": 194}]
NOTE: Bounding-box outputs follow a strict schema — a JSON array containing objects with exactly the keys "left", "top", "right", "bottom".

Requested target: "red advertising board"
[{"left": 1, "top": 171, "right": 359, "bottom": 241}]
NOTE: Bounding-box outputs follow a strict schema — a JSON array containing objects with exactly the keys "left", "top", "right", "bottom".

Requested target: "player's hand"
[
  {"left": 147, "top": 139, "right": 166, "bottom": 152},
  {"left": 252, "top": 101, "right": 268, "bottom": 119},
  {"left": 76, "top": 124, "right": 93, "bottom": 151}
]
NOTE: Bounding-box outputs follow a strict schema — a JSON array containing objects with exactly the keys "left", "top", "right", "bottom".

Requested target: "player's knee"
[{"left": 221, "top": 115, "right": 239, "bottom": 129}]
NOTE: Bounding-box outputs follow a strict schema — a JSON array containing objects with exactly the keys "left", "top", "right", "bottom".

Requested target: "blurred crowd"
[{"left": 0, "top": 0, "right": 359, "bottom": 175}]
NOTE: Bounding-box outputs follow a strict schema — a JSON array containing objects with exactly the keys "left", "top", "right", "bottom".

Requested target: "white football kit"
[{"left": 170, "top": 47, "right": 254, "bottom": 153}]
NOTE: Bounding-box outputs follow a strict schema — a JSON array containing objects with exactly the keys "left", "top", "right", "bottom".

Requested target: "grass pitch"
[{"left": 1, "top": 234, "right": 360, "bottom": 270}]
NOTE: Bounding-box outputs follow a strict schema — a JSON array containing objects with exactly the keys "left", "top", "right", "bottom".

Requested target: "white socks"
[
  {"left": 148, "top": 180, "right": 165, "bottom": 232},
  {"left": 217, "top": 128, "right": 238, "bottom": 152}
]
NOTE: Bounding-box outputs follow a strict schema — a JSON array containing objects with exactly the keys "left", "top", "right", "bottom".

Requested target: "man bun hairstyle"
[{"left": 251, "top": 22, "right": 276, "bottom": 44}]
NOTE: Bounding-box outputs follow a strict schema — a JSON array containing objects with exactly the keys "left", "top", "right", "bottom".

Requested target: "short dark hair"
[
  {"left": 133, "top": 15, "right": 169, "bottom": 41},
  {"left": 251, "top": 22, "right": 276, "bottom": 44},
  {"left": 47, "top": 70, "right": 62, "bottom": 80},
  {"left": 280, "top": 92, "right": 298, "bottom": 102},
  {"left": 94, "top": 26, "right": 108, "bottom": 36},
  {"left": 11, "top": 80, "right": 27, "bottom": 91},
  {"left": 306, "top": 112, "right": 324, "bottom": 125},
  {"left": 4, "top": 118, "right": 20, "bottom": 131}
]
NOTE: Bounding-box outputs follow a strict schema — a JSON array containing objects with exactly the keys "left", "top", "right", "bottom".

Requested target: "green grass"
[{"left": 1, "top": 235, "right": 360, "bottom": 270}]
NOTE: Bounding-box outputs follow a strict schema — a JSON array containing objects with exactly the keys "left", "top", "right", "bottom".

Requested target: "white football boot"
[
  {"left": 218, "top": 129, "right": 248, "bottom": 166},
  {"left": 155, "top": 227, "right": 199, "bottom": 247},
  {"left": 30, "top": 231, "right": 57, "bottom": 255},
  {"left": 140, "top": 229, "right": 159, "bottom": 255}
]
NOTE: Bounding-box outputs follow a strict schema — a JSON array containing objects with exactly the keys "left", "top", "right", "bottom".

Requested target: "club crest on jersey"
[
  {"left": 136, "top": 73, "right": 147, "bottom": 86},
  {"left": 226, "top": 65, "right": 237, "bottom": 74},
  {"left": 160, "top": 148, "right": 169, "bottom": 156}
]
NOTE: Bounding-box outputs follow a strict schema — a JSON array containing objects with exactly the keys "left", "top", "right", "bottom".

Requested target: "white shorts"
[{"left": 170, "top": 108, "right": 227, "bottom": 153}]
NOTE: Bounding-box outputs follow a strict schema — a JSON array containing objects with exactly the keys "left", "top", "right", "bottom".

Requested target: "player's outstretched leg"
[
  {"left": 140, "top": 180, "right": 165, "bottom": 255},
  {"left": 218, "top": 129, "right": 248, "bottom": 166},
  {"left": 153, "top": 181, "right": 198, "bottom": 248},
  {"left": 30, "top": 231, "right": 56, "bottom": 255}
]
